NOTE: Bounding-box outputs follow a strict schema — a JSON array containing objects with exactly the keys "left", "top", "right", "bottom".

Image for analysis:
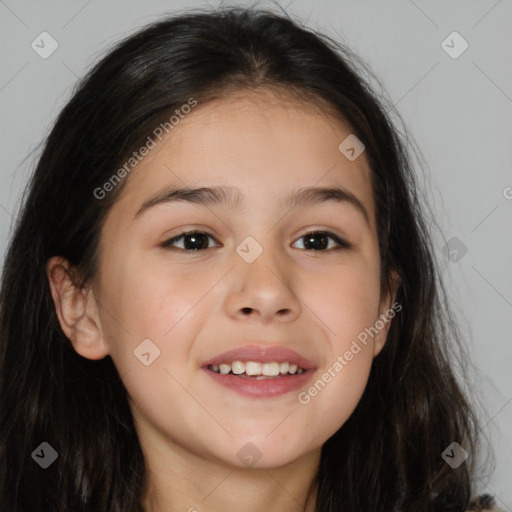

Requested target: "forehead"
[{"left": 110, "top": 89, "right": 376, "bottom": 231}]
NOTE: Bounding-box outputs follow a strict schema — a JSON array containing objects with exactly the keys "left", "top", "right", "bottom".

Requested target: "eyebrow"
[{"left": 133, "top": 184, "right": 371, "bottom": 226}]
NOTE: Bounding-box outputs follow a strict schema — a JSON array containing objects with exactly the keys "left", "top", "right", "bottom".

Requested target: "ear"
[
  {"left": 46, "top": 256, "right": 110, "bottom": 360},
  {"left": 373, "top": 269, "right": 401, "bottom": 357}
]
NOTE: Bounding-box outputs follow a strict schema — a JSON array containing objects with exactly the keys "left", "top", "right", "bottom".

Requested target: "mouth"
[{"left": 201, "top": 345, "right": 317, "bottom": 398}]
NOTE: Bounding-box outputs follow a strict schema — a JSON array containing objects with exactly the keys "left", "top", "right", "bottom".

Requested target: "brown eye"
[
  {"left": 292, "top": 231, "right": 351, "bottom": 251},
  {"left": 161, "top": 230, "right": 219, "bottom": 251}
]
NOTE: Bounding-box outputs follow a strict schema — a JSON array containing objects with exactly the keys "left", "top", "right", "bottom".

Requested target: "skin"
[{"left": 47, "top": 88, "right": 399, "bottom": 512}]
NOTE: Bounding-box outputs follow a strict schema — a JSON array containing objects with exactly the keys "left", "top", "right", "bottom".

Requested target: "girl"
[{"left": 0, "top": 6, "right": 502, "bottom": 512}]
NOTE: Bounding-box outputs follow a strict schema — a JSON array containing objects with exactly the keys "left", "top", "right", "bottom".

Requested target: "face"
[{"left": 50, "top": 88, "right": 397, "bottom": 470}]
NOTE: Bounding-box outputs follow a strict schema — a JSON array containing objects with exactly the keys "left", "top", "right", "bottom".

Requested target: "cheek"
[
  {"left": 308, "top": 259, "right": 382, "bottom": 342},
  {"left": 97, "top": 254, "right": 212, "bottom": 376},
  {"left": 296, "top": 317, "right": 376, "bottom": 447},
  {"left": 293, "top": 262, "right": 380, "bottom": 432},
  {"left": 101, "top": 263, "right": 213, "bottom": 442}
]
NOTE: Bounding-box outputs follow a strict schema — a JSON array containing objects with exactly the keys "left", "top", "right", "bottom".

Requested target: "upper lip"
[{"left": 201, "top": 344, "right": 317, "bottom": 370}]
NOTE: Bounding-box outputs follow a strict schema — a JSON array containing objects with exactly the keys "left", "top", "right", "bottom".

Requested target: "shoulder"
[{"left": 466, "top": 493, "right": 501, "bottom": 511}]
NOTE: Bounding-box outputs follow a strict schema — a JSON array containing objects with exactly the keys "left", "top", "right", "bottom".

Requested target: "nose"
[{"left": 223, "top": 243, "right": 301, "bottom": 324}]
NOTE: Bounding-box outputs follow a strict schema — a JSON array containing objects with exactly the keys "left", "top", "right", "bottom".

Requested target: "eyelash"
[{"left": 161, "top": 229, "right": 351, "bottom": 253}]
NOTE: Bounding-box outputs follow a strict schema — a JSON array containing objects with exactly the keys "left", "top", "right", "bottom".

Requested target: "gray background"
[{"left": 0, "top": 0, "right": 511, "bottom": 507}]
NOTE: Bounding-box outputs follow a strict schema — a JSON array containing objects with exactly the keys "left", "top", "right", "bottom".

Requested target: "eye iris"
[
  {"left": 184, "top": 233, "right": 209, "bottom": 250},
  {"left": 304, "top": 233, "right": 328, "bottom": 250}
]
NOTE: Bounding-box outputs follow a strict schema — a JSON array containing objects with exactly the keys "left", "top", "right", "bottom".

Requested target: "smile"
[{"left": 201, "top": 344, "right": 317, "bottom": 398}]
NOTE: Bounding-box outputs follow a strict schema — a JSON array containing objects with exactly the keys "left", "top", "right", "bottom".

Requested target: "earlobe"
[{"left": 46, "top": 256, "right": 110, "bottom": 360}]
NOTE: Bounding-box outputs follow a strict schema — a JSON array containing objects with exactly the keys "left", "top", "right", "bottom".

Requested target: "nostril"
[{"left": 241, "top": 307, "right": 252, "bottom": 315}]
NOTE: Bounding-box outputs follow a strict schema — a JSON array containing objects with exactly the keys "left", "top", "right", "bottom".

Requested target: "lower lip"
[{"left": 202, "top": 368, "right": 315, "bottom": 398}]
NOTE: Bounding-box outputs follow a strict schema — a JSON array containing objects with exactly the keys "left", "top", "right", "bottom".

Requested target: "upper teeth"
[{"left": 209, "top": 361, "right": 305, "bottom": 376}]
